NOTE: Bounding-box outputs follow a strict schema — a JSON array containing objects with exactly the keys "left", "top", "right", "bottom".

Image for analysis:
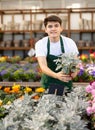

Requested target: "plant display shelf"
[
  {"left": 0, "top": 81, "right": 41, "bottom": 88},
  {"left": 0, "top": 82, "right": 89, "bottom": 87}
]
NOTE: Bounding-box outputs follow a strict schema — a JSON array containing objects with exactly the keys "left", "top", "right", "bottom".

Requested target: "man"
[{"left": 35, "top": 15, "right": 79, "bottom": 96}]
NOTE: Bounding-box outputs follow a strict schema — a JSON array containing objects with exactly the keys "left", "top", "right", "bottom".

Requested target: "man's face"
[{"left": 45, "top": 22, "right": 63, "bottom": 38}]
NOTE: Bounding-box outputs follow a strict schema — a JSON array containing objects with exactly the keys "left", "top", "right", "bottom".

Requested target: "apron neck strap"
[{"left": 60, "top": 36, "right": 65, "bottom": 53}]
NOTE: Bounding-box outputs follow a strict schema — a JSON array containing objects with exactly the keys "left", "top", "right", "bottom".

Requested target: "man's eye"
[
  {"left": 48, "top": 24, "right": 59, "bottom": 28},
  {"left": 48, "top": 25, "right": 53, "bottom": 28},
  {"left": 55, "top": 24, "right": 59, "bottom": 27}
]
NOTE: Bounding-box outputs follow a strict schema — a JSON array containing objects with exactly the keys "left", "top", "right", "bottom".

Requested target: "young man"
[{"left": 35, "top": 15, "right": 79, "bottom": 96}]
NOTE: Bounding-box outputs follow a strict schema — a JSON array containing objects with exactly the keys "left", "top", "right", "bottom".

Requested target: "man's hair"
[{"left": 44, "top": 15, "right": 62, "bottom": 27}]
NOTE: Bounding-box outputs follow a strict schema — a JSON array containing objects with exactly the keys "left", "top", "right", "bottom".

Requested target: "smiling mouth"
[{"left": 51, "top": 32, "right": 57, "bottom": 34}]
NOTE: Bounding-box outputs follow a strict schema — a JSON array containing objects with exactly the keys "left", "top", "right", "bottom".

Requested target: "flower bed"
[
  {"left": 1, "top": 82, "right": 95, "bottom": 129},
  {"left": 0, "top": 85, "right": 91, "bottom": 130},
  {"left": 0, "top": 62, "right": 41, "bottom": 82},
  {"left": 0, "top": 83, "right": 45, "bottom": 119}
]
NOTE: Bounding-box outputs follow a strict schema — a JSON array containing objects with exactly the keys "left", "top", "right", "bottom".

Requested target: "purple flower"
[
  {"left": 91, "top": 71, "right": 95, "bottom": 77},
  {"left": 0, "top": 70, "right": 7, "bottom": 76},
  {"left": 78, "top": 69, "right": 84, "bottom": 76}
]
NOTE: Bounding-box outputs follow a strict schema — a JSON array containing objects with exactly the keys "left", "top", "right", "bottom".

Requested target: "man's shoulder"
[
  {"left": 36, "top": 36, "right": 48, "bottom": 45},
  {"left": 61, "top": 35, "right": 75, "bottom": 43},
  {"left": 61, "top": 35, "right": 73, "bottom": 40}
]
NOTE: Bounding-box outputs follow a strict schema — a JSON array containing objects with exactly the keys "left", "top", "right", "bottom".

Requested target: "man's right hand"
[{"left": 56, "top": 71, "right": 72, "bottom": 82}]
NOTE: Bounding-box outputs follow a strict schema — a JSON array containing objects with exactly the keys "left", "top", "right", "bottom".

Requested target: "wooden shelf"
[
  {"left": 78, "top": 47, "right": 95, "bottom": 50},
  {"left": 0, "top": 8, "right": 95, "bottom": 56},
  {"left": 0, "top": 81, "right": 88, "bottom": 87},
  {"left": 0, "top": 81, "right": 41, "bottom": 87},
  {"left": 70, "top": 29, "right": 95, "bottom": 33},
  {"left": 0, "top": 47, "right": 30, "bottom": 50},
  {"left": 0, "top": 30, "right": 45, "bottom": 33}
]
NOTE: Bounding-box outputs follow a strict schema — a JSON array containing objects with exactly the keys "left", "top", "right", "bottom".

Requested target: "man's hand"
[
  {"left": 70, "top": 71, "right": 79, "bottom": 79},
  {"left": 56, "top": 71, "right": 72, "bottom": 82}
]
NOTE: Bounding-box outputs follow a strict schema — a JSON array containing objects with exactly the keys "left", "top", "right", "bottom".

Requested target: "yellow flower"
[
  {"left": 7, "top": 101, "right": 11, "bottom": 105},
  {"left": 80, "top": 54, "right": 88, "bottom": 61},
  {"left": 24, "top": 87, "right": 32, "bottom": 93},
  {"left": 12, "top": 83, "right": 20, "bottom": 93},
  {"left": 0, "top": 100, "right": 3, "bottom": 106},
  {"left": 35, "top": 87, "right": 45, "bottom": 93}
]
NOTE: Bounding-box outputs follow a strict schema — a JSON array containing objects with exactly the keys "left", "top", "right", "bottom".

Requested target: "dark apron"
[{"left": 41, "top": 36, "right": 72, "bottom": 95}]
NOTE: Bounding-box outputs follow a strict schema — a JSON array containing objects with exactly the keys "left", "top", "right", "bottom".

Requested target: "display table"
[{"left": 0, "top": 82, "right": 89, "bottom": 87}]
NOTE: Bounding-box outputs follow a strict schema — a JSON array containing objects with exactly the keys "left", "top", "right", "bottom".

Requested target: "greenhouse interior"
[{"left": 0, "top": 0, "right": 95, "bottom": 130}]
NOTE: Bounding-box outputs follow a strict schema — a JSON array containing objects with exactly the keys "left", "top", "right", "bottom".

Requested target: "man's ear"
[
  {"left": 45, "top": 28, "right": 47, "bottom": 33},
  {"left": 61, "top": 26, "right": 63, "bottom": 32}
]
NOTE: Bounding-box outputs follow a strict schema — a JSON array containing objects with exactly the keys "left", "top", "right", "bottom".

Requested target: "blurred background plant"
[
  {"left": 80, "top": 52, "right": 95, "bottom": 64},
  {"left": 73, "top": 64, "right": 95, "bottom": 82},
  {"left": 85, "top": 81, "right": 95, "bottom": 129},
  {"left": 0, "top": 62, "right": 41, "bottom": 82}
]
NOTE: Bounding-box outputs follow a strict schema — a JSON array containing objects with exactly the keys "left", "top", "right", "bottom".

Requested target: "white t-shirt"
[{"left": 35, "top": 35, "right": 79, "bottom": 57}]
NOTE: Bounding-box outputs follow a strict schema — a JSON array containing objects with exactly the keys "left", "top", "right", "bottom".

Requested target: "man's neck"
[{"left": 49, "top": 36, "right": 60, "bottom": 43}]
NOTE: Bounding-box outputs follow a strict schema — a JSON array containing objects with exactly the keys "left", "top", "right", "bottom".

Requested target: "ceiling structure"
[{"left": 0, "top": 0, "right": 95, "bottom": 9}]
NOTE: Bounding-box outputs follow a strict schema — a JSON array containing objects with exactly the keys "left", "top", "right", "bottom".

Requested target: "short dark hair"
[{"left": 44, "top": 15, "right": 62, "bottom": 27}]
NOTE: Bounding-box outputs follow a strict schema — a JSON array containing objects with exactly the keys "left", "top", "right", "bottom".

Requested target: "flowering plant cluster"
[
  {"left": 0, "top": 62, "right": 41, "bottom": 81},
  {"left": 86, "top": 81, "right": 95, "bottom": 129},
  {"left": 54, "top": 53, "right": 81, "bottom": 75},
  {"left": 80, "top": 52, "right": 95, "bottom": 64},
  {"left": 0, "top": 55, "right": 37, "bottom": 63},
  {"left": 80, "top": 54, "right": 89, "bottom": 63},
  {"left": 0, "top": 84, "right": 45, "bottom": 119},
  {"left": 73, "top": 64, "right": 95, "bottom": 82},
  {"left": 0, "top": 56, "right": 22, "bottom": 63}
]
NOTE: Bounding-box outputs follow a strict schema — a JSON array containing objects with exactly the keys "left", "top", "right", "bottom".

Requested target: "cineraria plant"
[
  {"left": 54, "top": 53, "right": 81, "bottom": 75},
  {"left": 0, "top": 86, "right": 90, "bottom": 130}
]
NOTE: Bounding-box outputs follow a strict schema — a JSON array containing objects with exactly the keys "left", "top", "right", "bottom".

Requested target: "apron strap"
[
  {"left": 47, "top": 36, "right": 65, "bottom": 55},
  {"left": 47, "top": 38, "right": 50, "bottom": 55},
  {"left": 60, "top": 36, "right": 65, "bottom": 53}
]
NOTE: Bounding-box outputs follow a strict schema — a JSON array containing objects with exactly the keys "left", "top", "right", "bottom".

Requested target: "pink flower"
[
  {"left": 86, "top": 106, "right": 93, "bottom": 116},
  {"left": 85, "top": 85, "right": 92, "bottom": 93},
  {"left": 91, "top": 89, "right": 95, "bottom": 96},
  {"left": 92, "top": 103, "right": 95, "bottom": 113},
  {"left": 92, "top": 98, "right": 95, "bottom": 103},
  {"left": 91, "top": 82, "right": 95, "bottom": 89},
  {"left": 87, "top": 100, "right": 92, "bottom": 106}
]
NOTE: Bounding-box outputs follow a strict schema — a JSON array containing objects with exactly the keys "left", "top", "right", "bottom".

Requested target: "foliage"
[
  {"left": 54, "top": 53, "right": 81, "bottom": 75},
  {"left": 0, "top": 62, "right": 41, "bottom": 81},
  {"left": 0, "top": 84, "right": 45, "bottom": 120},
  {"left": 0, "top": 86, "right": 90, "bottom": 130},
  {"left": 73, "top": 64, "right": 95, "bottom": 82}
]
